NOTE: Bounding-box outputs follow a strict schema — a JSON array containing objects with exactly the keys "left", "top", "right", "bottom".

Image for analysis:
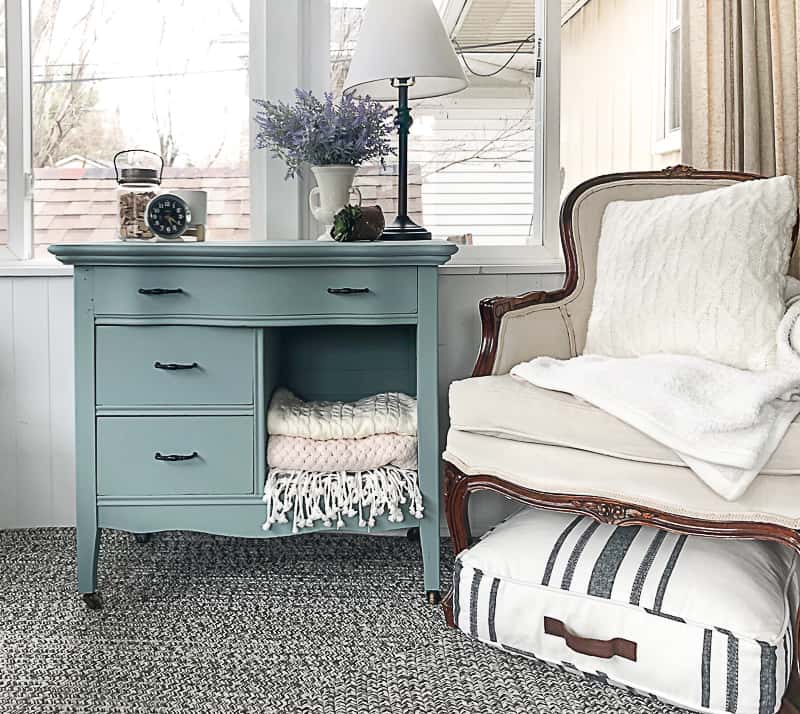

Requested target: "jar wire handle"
[{"left": 113, "top": 149, "right": 165, "bottom": 183}]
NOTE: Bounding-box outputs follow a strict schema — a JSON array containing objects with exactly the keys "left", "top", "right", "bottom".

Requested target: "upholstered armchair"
[{"left": 442, "top": 167, "right": 800, "bottom": 697}]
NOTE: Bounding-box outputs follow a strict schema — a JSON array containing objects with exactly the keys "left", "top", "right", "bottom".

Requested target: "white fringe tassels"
[{"left": 261, "top": 467, "right": 424, "bottom": 533}]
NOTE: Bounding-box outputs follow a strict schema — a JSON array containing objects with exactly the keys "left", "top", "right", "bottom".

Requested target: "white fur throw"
[
  {"left": 267, "top": 434, "right": 418, "bottom": 471},
  {"left": 267, "top": 388, "right": 417, "bottom": 440},
  {"left": 512, "top": 280, "right": 800, "bottom": 501},
  {"left": 585, "top": 176, "right": 797, "bottom": 371}
]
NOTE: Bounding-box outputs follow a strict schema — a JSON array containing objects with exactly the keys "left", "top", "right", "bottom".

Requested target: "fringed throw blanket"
[{"left": 262, "top": 467, "right": 424, "bottom": 533}]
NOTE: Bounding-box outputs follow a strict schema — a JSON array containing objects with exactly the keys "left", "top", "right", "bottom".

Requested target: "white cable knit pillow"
[{"left": 584, "top": 176, "right": 797, "bottom": 370}]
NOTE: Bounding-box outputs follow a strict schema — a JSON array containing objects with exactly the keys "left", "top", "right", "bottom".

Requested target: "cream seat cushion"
[
  {"left": 449, "top": 374, "right": 800, "bottom": 476},
  {"left": 443, "top": 429, "right": 800, "bottom": 527}
]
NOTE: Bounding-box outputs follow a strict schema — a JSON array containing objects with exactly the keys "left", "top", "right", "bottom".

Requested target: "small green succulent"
[
  {"left": 331, "top": 205, "right": 363, "bottom": 242},
  {"left": 330, "top": 204, "right": 385, "bottom": 242}
]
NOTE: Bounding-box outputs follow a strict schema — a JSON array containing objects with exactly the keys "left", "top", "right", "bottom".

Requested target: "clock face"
[{"left": 146, "top": 194, "right": 191, "bottom": 238}]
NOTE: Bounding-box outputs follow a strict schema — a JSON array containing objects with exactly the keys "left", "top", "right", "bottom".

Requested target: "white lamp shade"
[{"left": 343, "top": 0, "right": 468, "bottom": 101}]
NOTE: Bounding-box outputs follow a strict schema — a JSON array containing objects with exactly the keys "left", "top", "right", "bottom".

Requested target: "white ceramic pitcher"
[{"left": 309, "top": 165, "right": 363, "bottom": 240}]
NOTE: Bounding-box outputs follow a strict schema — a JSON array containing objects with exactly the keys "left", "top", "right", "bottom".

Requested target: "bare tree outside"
[
  {"left": 32, "top": 0, "right": 124, "bottom": 167},
  {"left": 330, "top": 3, "right": 364, "bottom": 96}
]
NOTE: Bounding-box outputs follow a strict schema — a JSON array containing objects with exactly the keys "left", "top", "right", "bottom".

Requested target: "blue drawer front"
[
  {"left": 97, "top": 416, "right": 255, "bottom": 497},
  {"left": 92, "top": 267, "right": 418, "bottom": 317},
  {"left": 96, "top": 326, "right": 255, "bottom": 407}
]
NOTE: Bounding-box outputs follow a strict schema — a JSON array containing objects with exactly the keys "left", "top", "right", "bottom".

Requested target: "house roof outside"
[{"left": 7, "top": 166, "right": 421, "bottom": 258}]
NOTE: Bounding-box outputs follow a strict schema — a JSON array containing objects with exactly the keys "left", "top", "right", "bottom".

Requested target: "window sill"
[
  {"left": 439, "top": 260, "right": 564, "bottom": 275},
  {"left": 0, "top": 253, "right": 566, "bottom": 278},
  {"left": 0, "top": 260, "right": 72, "bottom": 277},
  {"left": 654, "top": 130, "right": 682, "bottom": 156}
]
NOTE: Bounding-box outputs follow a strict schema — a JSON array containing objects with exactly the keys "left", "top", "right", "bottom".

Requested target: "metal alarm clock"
[{"left": 145, "top": 190, "right": 207, "bottom": 242}]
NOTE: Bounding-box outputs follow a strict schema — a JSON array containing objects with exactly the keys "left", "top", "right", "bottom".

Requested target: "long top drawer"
[{"left": 92, "top": 267, "right": 418, "bottom": 317}]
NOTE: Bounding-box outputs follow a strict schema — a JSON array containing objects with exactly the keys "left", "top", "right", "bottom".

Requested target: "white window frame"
[
  {"left": 2, "top": 0, "right": 33, "bottom": 262},
  {"left": 418, "top": 0, "right": 563, "bottom": 270},
  {"left": 655, "top": 0, "right": 681, "bottom": 155},
  {"left": 1, "top": 0, "right": 562, "bottom": 273}
]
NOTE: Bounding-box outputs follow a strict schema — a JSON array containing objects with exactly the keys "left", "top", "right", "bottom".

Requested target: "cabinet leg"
[
  {"left": 77, "top": 526, "right": 100, "bottom": 599},
  {"left": 419, "top": 515, "right": 440, "bottom": 599},
  {"left": 133, "top": 533, "right": 152, "bottom": 545},
  {"left": 406, "top": 527, "right": 420, "bottom": 543}
]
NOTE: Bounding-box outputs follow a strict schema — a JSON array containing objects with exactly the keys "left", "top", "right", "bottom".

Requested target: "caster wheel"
[
  {"left": 426, "top": 590, "right": 441, "bottom": 606},
  {"left": 133, "top": 533, "right": 152, "bottom": 544},
  {"left": 82, "top": 592, "right": 104, "bottom": 610},
  {"left": 406, "top": 528, "right": 420, "bottom": 543}
]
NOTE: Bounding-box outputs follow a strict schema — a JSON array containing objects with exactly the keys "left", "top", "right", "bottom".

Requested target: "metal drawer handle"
[
  {"left": 154, "top": 451, "right": 199, "bottom": 462},
  {"left": 327, "top": 287, "right": 370, "bottom": 295},
  {"left": 543, "top": 617, "right": 637, "bottom": 662},
  {"left": 154, "top": 361, "right": 199, "bottom": 371},
  {"left": 138, "top": 288, "right": 184, "bottom": 296}
]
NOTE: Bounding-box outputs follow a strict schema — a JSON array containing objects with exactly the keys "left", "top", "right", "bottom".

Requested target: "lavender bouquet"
[{"left": 253, "top": 89, "right": 395, "bottom": 179}]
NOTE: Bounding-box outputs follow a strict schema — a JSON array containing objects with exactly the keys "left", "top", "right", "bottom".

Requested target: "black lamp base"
[{"left": 380, "top": 214, "right": 432, "bottom": 241}]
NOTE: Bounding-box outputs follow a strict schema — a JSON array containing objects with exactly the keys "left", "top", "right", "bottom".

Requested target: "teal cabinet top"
[{"left": 49, "top": 240, "right": 458, "bottom": 268}]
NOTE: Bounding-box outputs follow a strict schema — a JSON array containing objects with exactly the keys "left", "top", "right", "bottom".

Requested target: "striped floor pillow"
[{"left": 453, "top": 508, "right": 799, "bottom": 714}]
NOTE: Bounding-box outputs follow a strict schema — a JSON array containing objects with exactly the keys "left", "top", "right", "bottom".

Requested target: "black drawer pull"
[
  {"left": 154, "top": 451, "right": 199, "bottom": 462},
  {"left": 138, "top": 288, "right": 184, "bottom": 296},
  {"left": 327, "top": 287, "right": 370, "bottom": 295},
  {"left": 154, "top": 361, "right": 199, "bottom": 371}
]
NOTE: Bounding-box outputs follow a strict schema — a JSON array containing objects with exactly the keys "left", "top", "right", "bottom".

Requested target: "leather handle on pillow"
[{"left": 543, "top": 617, "right": 637, "bottom": 662}]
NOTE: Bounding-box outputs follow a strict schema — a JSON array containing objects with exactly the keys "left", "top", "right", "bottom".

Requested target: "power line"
[
  {"left": 454, "top": 34, "right": 535, "bottom": 77},
  {"left": 32, "top": 66, "right": 247, "bottom": 85}
]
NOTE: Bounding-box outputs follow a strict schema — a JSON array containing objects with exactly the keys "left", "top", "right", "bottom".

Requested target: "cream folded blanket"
[
  {"left": 267, "top": 434, "right": 418, "bottom": 471},
  {"left": 267, "top": 388, "right": 417, "bottom": 440}
]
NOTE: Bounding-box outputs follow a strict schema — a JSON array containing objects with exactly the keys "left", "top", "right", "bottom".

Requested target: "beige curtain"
[{"left": 682, "top": 0, "right": 800, "bottom": 180}]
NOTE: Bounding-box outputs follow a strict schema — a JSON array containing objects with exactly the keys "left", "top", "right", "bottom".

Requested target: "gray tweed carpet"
[{"left": 0, "top": 528, "right": 687, "bottom": 714}]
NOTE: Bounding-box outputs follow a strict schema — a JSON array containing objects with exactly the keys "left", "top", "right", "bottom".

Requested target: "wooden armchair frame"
[{"left": 442, "top": 166, "right": 800, "bottom": 713}]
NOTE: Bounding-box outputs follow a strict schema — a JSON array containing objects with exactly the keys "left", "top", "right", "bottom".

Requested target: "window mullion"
[
  {"left": 5, "top": 0, "right": 32, "bottom": 260},
  {"left": 250, "top": 0, "right": 269, "bottom": 241},
  {"left": 532, "top": 0, "right": 562, "bottom": 256}
]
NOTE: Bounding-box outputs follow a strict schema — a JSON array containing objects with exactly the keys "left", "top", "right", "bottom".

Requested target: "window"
[
  {"left": 28, "top": 0, "right": 250, "bottom": 258},
  {"left": 331, "top": 0, "right": 557, "bottom": 258},
  {"left": 2, "top": 0, "right": 561, "bottom": 266}
]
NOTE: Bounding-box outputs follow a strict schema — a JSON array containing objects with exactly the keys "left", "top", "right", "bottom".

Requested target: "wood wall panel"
[
  {"left": 0, "top": 280, "right": 17, "bottom": 528},
  {"left": 11, "top": 279, "right": 53, "bottom": 527},
  {"left": 0, "top": 276, "right": 75, "bottom": 528}
]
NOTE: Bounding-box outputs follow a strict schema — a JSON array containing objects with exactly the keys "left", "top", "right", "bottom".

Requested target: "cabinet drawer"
[
  {"left": 92, "top": 267, "right": 418, "bottom": 317},
  {"left": 96, "top": 326, "right": 254, "bottom": 407},
  {"left": 97, "top": 416, "right": 254, "bottom": 497}
]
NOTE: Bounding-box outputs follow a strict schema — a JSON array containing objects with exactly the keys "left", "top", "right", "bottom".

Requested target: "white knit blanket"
[
  {"left": 511, "top": 290, "right": 800, "bottom": 501},
  {"left": 267, "top": 434, "right": 418, "bottom": 471},
  {"left": 267, "top": 388, "right": 417, "bottom": 440}
]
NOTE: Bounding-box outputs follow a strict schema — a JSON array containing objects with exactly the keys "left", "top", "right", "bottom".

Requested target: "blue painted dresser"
[{"left": 49, "top": 241, "right": 457, "bottom": 608}]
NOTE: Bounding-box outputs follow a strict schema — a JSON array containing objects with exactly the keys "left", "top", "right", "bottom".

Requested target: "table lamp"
[{"left": 343, "top": 0, "right": 468, "bottom": 240}]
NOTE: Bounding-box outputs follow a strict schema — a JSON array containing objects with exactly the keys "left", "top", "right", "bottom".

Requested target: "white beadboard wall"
[{"left": 0, "top": 271, "right": 564, "bottom": 533}]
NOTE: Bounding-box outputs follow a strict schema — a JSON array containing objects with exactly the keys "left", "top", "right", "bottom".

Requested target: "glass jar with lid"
[{"left": 114, "top": 149, "right": 164, "bottom": 240}]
